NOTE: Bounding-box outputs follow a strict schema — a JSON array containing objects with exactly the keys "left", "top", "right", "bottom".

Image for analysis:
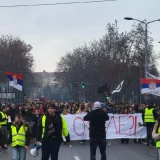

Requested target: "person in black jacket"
[
  {"left": 10, "top": 104, "right": 17, "bottom": 122},
  {"left": 36, "top": 104, "right": 68, "bottom": 160},
  {"left": 83, "top": 101, "right": 109, "bottom": 160},
  {"left": 30, "top": 107, "right": 42, "bottom": 145}
]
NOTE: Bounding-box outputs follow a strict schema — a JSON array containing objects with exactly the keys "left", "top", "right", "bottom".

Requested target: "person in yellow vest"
[
  {"left": 36, "top": 103, "right": 68, "bottom": 160},
  {"left": 0, "top": 106, "right": 9, "bottom": 151},
  {"left": 152, "top": 116, "right": 160, "bottom": 159},
  {"left": 10, "top": 113, "right": 30, "bottom": 160},
  {"left": 142, "top": 102, "right": 157, "bottom": 146}
]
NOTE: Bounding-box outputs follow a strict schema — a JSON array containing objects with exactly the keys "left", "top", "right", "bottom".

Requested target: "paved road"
[{"left": 0, "top": 140, "right": 157, "bottom": 160}]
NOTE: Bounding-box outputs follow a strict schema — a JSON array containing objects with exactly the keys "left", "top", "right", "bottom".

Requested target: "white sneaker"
[{"left": 68, "top": 144, "right": 72, "bottom": 148}]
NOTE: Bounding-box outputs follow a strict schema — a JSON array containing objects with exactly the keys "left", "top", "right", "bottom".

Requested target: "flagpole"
[
  {"left": 140, "top": 65, "right": 142, "bottom": 104},
  {"left": 22, "top": 71, "right": 25, "bottom": 103},
  {"left": 6, "top": 80, "right": 8, "bottom": 105}
]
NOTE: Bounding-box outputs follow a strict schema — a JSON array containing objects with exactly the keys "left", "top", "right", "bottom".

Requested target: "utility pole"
[{"left": 124, "top": 17, "right": 160, "bottom": 78}]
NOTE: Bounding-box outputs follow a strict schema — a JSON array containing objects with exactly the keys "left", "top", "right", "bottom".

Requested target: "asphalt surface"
[{"left": 0, "top": 140, "right": 157, "bottom": 160}]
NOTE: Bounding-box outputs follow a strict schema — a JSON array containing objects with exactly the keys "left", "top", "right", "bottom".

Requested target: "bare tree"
[
  {"left": 55, "top": 21, "right": 158, "bottom": 102},
  {"left": 0, "top": 35, "right": 35, "bottom": 97}
]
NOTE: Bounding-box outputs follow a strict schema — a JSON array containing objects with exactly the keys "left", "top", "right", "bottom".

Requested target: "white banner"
[{"left": 62, "top": 113, "right": 146, "bottom": 140}]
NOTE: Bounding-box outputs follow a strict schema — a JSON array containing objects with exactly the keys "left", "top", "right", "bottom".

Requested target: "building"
[
  {"left": 29, "top": 70, "right": 55, "bottom": 99},
  {"left": 30, "top": 70, "right": 72, "bottom": 101},
  {"left": 0, "top": 82, "right": 16, "bottom": 104}
]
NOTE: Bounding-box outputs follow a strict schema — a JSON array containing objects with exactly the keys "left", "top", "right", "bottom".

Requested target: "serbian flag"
[
  {"left": 6, "top": 72, "right": 23, "bottom": 91},
  {"left": 141, "top": 78, "right": 160, "bottom": 94}
]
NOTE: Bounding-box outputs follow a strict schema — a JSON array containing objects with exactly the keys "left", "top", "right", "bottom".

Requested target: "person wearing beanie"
[{"left": 83, "top": 101, "right": 109, "bottom": 160}]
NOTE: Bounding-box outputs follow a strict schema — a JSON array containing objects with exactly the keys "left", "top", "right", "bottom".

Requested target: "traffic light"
[
  {"left": 104, "top": 91, "right": 109, "bottom": 99},
  {"left": 106, "top": 96, "right": 109, "bottom": 100},
  {"left": 82, "top": 82, "right": 85, "bottom": 89}
]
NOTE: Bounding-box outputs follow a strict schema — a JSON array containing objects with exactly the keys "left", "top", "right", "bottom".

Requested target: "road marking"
[{"left": 74, "top": 156, "right": 80, "bottom": 160}]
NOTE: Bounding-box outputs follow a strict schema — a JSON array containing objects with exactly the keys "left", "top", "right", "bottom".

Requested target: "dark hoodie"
[
  {"left": 36, "top": 113, "right": 63, "bottom": 141},
  {"left": 83, "top": 109, "right": 109, "bottom": 139}
]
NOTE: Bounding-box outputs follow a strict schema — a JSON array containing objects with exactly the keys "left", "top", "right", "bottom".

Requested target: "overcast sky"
[{"left": 0, "top": 0, "right": 160, "bottom": 72}]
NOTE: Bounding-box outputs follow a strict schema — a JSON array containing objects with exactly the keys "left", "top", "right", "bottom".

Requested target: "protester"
[
  {"left": 0, "top": 106, "right": 9, "bottom": 151},
  {"left": 10, "top": 113, "right": 30, "bottom": 160},
  {"left": 0, "top": 99, "right": 159, "bottom": 159},
  {"left": 30, "top": 107, "right": 42, "bottom": 145},
  {"left": 142, "top": 102, "right": 157, "bottom": 146},
  {"left": 83, "top": 101, "right": 109, "bottom": 160},
  {"left": 36, "top": 103, "right": 68, "bottom": 160},
  {"left": 152, "top": 115, "right": 160, "bottom": 160},
  {"left": 10, "top": 104, "right": 17, "bottom": 122}
]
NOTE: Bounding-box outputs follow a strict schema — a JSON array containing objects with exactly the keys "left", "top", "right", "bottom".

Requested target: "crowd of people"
[
  {"left": 0, "top": 100, "right": 159, "bottom": 160},
  {"left": 1, "top": 101, "right": 160, "bottom": 118}
]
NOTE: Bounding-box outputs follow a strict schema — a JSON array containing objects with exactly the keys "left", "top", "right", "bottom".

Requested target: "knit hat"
[{"left": 92, "top": 101, "right": 102, "bottom": 111}]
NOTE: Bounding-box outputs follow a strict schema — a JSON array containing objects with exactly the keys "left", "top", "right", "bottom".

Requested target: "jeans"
[
  {"left": 12, "top": 146, "right": 26, "bottom": 160},
  {"left": 90, "top": 138, "right": 106, "bottom": 160}
]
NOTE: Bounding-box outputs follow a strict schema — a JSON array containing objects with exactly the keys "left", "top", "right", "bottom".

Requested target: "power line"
[{"left": 0, "top": 0, "right": 116, "bottom": 8}]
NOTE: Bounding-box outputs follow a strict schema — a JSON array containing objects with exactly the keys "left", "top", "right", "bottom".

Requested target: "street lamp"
[{"left": 124, "top": 17, "right": 160, "bottom": 78}]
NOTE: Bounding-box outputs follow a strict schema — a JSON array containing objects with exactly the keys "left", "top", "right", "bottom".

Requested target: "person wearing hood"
[
  {"left": 83, "top": 101, "right": 109, "bottom": 160},
  {"left": 142, "top": 102, "right": 157, "bottom": 146}
]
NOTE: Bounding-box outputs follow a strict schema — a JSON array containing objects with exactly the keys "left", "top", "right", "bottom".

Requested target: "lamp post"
[{"left": 124, "top": 17, "right": 160, "bottom": 78}]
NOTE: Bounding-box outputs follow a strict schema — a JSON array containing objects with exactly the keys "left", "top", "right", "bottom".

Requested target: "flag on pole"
[
  {"left": 146, "top": 72, "right": 160, "bottom": 80},
  {"left": 141, "top": 78, "right": 160, "bottom": 94},
  {"left": 6, "top": 72, "right": 23, "bottom": 91},
  {"left": 112, "top": 80, "right": 124, "bottom": 94}
]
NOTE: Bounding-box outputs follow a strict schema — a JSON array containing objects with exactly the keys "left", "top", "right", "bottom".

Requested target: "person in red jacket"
[{"left": 32, "top": 103, "right": 44, "bottom": 115}]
